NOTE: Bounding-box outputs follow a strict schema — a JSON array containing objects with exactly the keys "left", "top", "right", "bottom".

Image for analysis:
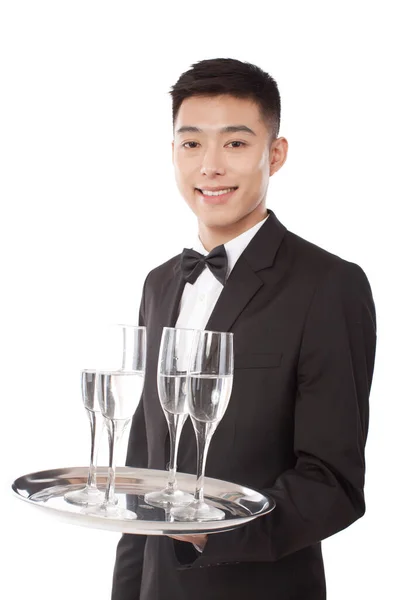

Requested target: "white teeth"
[{"left": 200, "top": 188, "right": 236, "bottom": 196}]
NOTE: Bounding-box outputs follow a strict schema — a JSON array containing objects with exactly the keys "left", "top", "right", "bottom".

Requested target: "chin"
[{"left": 197, "top": 211, "right": 239, "bottom": 229}]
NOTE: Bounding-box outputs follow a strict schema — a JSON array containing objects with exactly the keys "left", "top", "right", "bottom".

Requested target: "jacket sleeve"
[
  {"left": 192, "top": 261, "right": 377, "bottom": 567},
  {"left": 111, "top": 279, "right": 149, "bottom": 599}
]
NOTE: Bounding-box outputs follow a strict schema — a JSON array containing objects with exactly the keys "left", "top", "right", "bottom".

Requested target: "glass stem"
[
  {"left": 165, "top": 412, "right": 187, "bottom": 492},
  {"left": 192, "top": 419, "right": 216, "bottom": 504},
  {"left": 104, "top": 418, "right": 128, "bottom": 506},
  {"left": 85, "top": 408, "right": 103, "bottom": 491}
]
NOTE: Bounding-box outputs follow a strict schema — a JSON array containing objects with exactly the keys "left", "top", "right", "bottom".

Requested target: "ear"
[
  {"left": 171, "top": 140, "right": 174, "bottom": 165},
  {"left": 270, "top": 137, "right": 288, "bottom": 176}
]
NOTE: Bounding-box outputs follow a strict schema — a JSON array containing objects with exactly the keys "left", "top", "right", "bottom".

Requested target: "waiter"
[{"left": 111, "top": 57, "right": 377, "bottom": 600}]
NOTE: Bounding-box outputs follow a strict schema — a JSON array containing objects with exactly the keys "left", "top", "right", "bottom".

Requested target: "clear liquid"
[
  {"left": 97, "top": 370, "right": 145, "bottom": 420},
  {"left": 189, "top": 373, "right": 233, "bottom": 422},
  {"left": 158, "top": 373, "right": 188, "bottom": 415},
  {"left": 81, "top": 370, "right": 100, "bottom": 412}
]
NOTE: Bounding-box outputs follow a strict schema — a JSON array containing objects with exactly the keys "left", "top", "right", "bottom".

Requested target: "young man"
[{"left": 111, "top": 58, "right": 377, "bottom": 600}]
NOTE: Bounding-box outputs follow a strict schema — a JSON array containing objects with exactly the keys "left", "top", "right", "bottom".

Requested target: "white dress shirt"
[{"left": 175, "top": 213, "right": 269, "bottom": 330}]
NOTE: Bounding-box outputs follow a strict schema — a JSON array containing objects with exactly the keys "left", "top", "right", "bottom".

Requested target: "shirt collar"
[{"left": 192, "top": 213, "right": 269, "bottom": 276}]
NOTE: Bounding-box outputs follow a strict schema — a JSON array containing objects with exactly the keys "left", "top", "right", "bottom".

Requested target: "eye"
[
  {"left": 182, "top": 141, "right": 199, "bottom": 149},
  {"left": 226, "top": 141, "right": 246, "bottom": 148}
]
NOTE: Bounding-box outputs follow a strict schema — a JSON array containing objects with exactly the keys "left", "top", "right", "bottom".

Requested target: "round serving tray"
[{"left": 12, "top": 466, "right": 275, "bottom": 535}]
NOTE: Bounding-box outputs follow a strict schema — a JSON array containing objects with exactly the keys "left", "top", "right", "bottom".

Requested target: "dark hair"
[{"left": 169, "top": 58, "right": 281, "bottom": 140}]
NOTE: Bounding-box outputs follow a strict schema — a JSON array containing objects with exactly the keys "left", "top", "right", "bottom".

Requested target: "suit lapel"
[
  {"left": 205, "top": 259, "right": 263, "bottom": 332},
  {"left": 206, "top": 209, "right": 287, "bottom": 333},
  {"left": 166, "top": 274, "right": 186, "bottom": 328},
  {"left": 158, "top": 266, "right": 186, "bottom": 329}
]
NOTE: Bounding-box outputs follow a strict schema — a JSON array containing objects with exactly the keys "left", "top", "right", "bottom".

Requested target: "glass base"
[
  {"left": 83, "top": 502, "right": 137, "bottom": 521},
  {"left": 144, "top": 488, "right": 194, "bottom": 508},
  {"left": 64, "top": 485, "right": 104, "bottom": 507},
  {"left": 171, "top": 500, "right": 225, "bottom": 522}
]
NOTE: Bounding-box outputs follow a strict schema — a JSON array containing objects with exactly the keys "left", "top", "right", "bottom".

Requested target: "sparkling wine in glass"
[
  {"left": 86, "top": 325, "right": 146, "bottom": 520},
  {"left": 145, "top": 327, "right": 195, "bottom": 507},
  {"left": 64, "top": 369, "right": 105, "bottom": 506},
  {"left": 171, "top": 330, "right": 234, "bottom": 522}
]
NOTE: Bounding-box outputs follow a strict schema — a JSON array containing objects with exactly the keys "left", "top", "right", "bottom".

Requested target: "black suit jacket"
[{"left": 111, "top": 209, "right": 377, "bottom": 600}]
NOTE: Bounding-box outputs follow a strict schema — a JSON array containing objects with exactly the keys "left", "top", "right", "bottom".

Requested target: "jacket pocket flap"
[{"left": 234, "top": 352, "right": 282, "bottom": 369}]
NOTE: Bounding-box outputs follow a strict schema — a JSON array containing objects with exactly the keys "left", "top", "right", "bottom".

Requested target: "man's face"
[{"left": 172, "top": 94, "right": 278, "bottom": 229}]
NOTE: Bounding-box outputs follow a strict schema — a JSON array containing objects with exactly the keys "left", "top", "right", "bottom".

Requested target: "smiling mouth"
[{"left": 195, "top": 187, "right": 238, "bottom": 197}]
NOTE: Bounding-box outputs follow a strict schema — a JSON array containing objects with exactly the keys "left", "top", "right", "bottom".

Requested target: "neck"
[{"left": 198, "top": 204, "right": 268, "bottom": 252}]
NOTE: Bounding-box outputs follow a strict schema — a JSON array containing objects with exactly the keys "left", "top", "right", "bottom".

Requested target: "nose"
[{"left": 200, "top": 146, "right": 226, "bottom": 177}]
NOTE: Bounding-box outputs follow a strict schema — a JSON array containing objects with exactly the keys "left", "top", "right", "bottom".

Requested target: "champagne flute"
[
  {"left": 144, "top": 327, "right": 195, "bottom": 507},
  {"left": 87, "top": 325, "right": 146, "bottom": 520},
  {"left": 171, "top": 330, "right": 234, "bottom": 521},
  {"left": 64, "top": 369, "right": 105, "bottom": 506}
]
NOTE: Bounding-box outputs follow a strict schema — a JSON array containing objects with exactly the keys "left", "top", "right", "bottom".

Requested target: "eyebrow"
[{"left": 175, "top": 125, "right": 256, "bottom": 136}]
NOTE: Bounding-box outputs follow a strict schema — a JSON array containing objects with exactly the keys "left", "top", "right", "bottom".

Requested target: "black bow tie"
[{"left": 181, "top": 245, "right": 228, "bottom": 286}]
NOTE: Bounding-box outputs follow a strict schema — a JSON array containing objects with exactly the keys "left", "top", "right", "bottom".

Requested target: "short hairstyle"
[{"left": 169, "top": 57, "right": 281, "bottom": 140}]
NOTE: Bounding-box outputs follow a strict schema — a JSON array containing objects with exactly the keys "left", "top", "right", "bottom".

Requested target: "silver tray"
[{"left": 12, "top": 466, "right": 275, "bottom": 535}]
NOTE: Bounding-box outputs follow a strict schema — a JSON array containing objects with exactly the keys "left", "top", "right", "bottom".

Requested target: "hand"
[{"left": 169, "top": 533, "right": 208, "bottom": 551}]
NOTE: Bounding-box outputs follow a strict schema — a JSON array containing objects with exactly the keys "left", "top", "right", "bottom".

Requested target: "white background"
[{"left": 1, "top": 1, "right": 399, "bottom": 598}]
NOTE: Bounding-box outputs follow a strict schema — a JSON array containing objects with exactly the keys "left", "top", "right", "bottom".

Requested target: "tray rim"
[{"left": 12, "top": 465, "right": 276, "bottom": 536}]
